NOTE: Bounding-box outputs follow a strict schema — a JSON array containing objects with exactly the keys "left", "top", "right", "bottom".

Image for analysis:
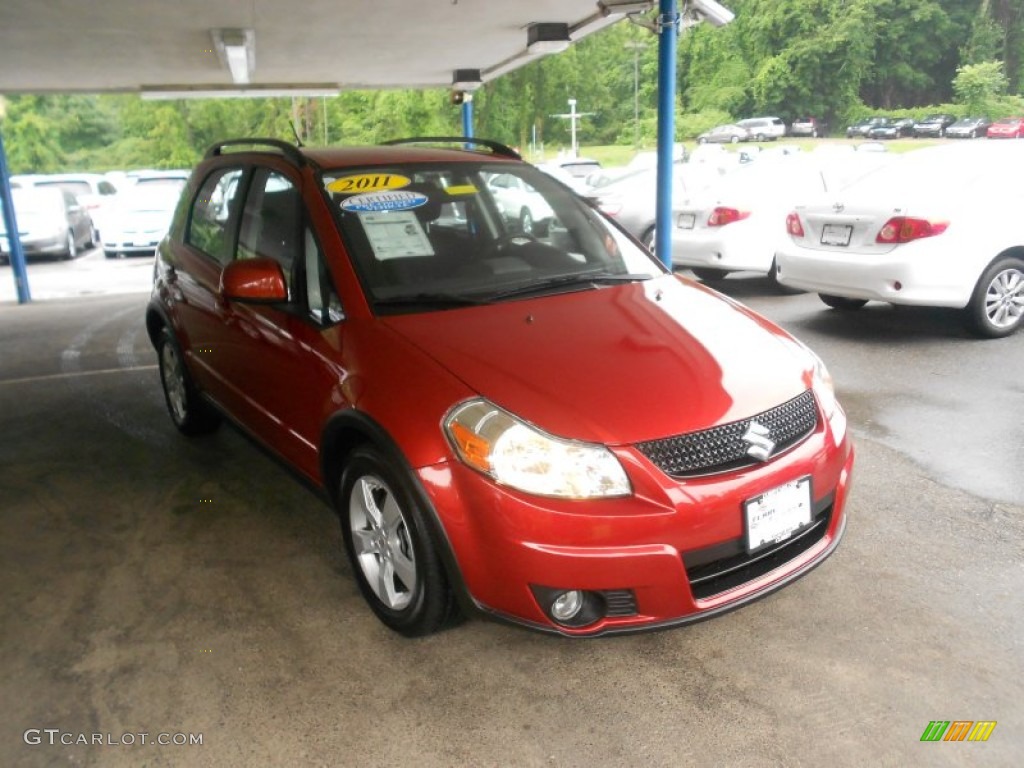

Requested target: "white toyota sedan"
[
  {"left": 776, "top": 142, "right": 1024, "bottom": 337},
  {"left": 671, "top": 150, "right": 890, "bottom": 283}
]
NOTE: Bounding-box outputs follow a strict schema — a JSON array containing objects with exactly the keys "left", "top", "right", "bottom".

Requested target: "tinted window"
[{"left": 187, "top": 168, "right": 245, "bottom": 265}]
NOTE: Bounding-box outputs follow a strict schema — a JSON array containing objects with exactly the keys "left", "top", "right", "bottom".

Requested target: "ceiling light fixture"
[
  {"left": 212, "top": 28, "right": 255, "bottom": 85},
  {"left": 597, "top": 0, "right": 654, "bottom": 14},
  {"left": 452, "top": 69, "right": 483, "bottom": 91},
  {"left": 526, "top": 23, "right": 572, "bottom": 55}
]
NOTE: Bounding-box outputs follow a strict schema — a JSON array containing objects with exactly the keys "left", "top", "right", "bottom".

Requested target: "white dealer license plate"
[
  {"left": 744, "top": 477, "right": 812, "bottom": 553},
  {"left": 820, "top": 224, "right": 852, "bottom": 246},
  {"left": 676, "top": 213, "right": 695, "bottom": 230}
]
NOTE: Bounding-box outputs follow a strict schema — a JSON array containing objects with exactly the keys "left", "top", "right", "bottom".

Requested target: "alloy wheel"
[
  {"left": 983, "top": 266, "right": 1024, "bottom": 330},
  {"left": 349, "top": 475, "right": 418, "bottom": 611}
]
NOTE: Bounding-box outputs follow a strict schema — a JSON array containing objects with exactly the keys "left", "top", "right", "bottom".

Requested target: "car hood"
[{"left": 382, "top": 275, "right": 812, "bottom": 445}]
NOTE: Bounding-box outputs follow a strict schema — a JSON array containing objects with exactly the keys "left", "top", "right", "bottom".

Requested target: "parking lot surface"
[{"left": 1, "top": 265, "right": 1021, "bottom": 767}]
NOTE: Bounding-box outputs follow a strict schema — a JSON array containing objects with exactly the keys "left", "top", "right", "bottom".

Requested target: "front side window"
[
  {"left": 237, "top": 169, "right": 301, "bottom": 296},
  {"left": 187, "top": 168, "right": 244, "bottom": 265},
  {"left": 319, "top": 163, "right": 664, "bottom": 314}
]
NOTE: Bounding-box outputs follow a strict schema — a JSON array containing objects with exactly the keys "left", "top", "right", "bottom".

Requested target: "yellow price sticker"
[
  {"left": 445, "top": 184, "right": 478, "bottom": 196},
  {"left": 327, "top": 173, "right": 411, "bottom": 194}
]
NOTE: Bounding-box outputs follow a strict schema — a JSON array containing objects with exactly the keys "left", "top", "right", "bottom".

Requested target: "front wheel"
[
  {"left": 339, "top": 446, "right": 458, "bottom": 637},
  {"left": 157, "top": 327, "right": 221, "bottom": 435},
  {"left": 641, "top": 225, "right": 656, "bottom": 254},
  {"left": 819, "top": 294, "right": 868, "bottom": 310},
  {"left": 964, "top": 256, "right": 1024, "bottom": 338},
  {"left": 730, "top": 135, "right": 739, "bottom": 144}
]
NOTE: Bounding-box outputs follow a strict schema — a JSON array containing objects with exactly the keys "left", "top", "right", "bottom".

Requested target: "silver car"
[{"left": 0, "top": 187, "right": 94, "bottom": 263}]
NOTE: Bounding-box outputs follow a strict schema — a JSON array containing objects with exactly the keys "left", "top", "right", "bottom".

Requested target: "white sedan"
[
  {"left": 776, "top": 142, "right": 1024, "bottom": 337},
  {"left": 670, "top": 151, "right": 890, "bottom": 282}
]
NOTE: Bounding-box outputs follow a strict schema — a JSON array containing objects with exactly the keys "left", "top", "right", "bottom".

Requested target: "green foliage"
[{"left": 954, "top": 60, "right": 1009, "bottom": 114}]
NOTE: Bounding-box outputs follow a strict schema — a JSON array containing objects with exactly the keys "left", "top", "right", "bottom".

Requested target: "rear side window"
[{"left": 187, "top": 168, "right": 245, "bottom": 265}]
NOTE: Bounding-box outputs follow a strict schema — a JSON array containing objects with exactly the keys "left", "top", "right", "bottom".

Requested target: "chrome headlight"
[{"left": 444, "top": 399, "right": 631, "bottom": 499}]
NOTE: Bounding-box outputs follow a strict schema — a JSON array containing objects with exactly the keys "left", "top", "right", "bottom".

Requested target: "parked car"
[
  {"left": 147, "top": 136, "right": 853, "bottom": 637},
  {"left": 912, "top": 113, "right": 956, "bottom": 138},
  {"left": 790, "top": 117, "right": 825, "bottom": 138},
  {"left": 128, "top": 169, "right": 192, "bottom": 191},
  {"left": 536, "top": 157, "right": 602, "bottom": 194},
  {"left": 102, "top": 186, "right": 181, "bottom": 258},
  {"left": 867, "top": 117, "right": 915, "bottom": 139},
  {"left": 16, "top": 172, "right": 119, "bottom": 240},
  {"left": 986, "top": 116, "right": 1024, "bottom": 139},
  {"left": 670, "top": 151, "right": 893, "bottom": 282},
  {"left": 736, "top": 117, "right": 787, "bottom": 141},
  {"left": 697, "top": 124, "right": 750, "bottom": 144},
  {"left": 845, "top": 117, "right": 889, "bottom": 138},
  {"left": 0, "top": 187, "right": 94, "bottom": 263},
  {"left": 777, "top": 142, "right": 1024, "bottom": 338},
  {"left": 486, "top": 171, "right": 554, "bottom": 236},
  {"left": 945, "top": 117, "right": 991, "bottom": 138},
  {"left": 590, "top": 161, "right": 728, "bottom": 252}
]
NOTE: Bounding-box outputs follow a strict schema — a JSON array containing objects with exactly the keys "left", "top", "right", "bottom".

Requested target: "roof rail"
[
  {"left": 380, "top": 137, "right": 521, "bottom": 160},
  {"left": 204, "top": 138, "right": 305, "bottom": 166}
]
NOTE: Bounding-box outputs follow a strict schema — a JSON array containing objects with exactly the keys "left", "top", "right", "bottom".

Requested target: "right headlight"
[{"left": 444, "top": 399, "right": 631, "bottom": 499}]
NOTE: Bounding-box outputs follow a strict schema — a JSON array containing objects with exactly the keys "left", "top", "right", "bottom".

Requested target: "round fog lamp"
[{"left": 550, "top": 590, "right": 584, "bottom": 623}]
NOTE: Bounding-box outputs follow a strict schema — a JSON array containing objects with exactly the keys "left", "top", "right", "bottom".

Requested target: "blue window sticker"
[{"left": 340, "top": 190, "right": 428, "bottom": 213}]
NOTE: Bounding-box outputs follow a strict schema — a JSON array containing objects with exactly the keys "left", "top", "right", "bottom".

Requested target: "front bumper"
[{"left": 420, "top": 397, "right": 853, "bottom": 636}]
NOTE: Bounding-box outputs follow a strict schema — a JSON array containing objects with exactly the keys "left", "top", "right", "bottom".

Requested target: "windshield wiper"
[
  {"left": 484, "top": 272, "right": 653, "bottom": 302},
  {"left": 373, "top": 292, "right": 489, "bottom": 309}
]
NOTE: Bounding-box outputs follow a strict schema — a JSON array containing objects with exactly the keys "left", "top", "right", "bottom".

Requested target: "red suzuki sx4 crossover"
[{"left": 147, "top": 138, "right": 854, "bottom": 637}]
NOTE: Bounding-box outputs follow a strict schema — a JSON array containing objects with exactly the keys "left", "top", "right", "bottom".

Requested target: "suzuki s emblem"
[
  {"left": 742, "top": 421, "right": 775, "bottom": 462},
  {"left": 832, "top": 202, "right": 845, "bottom": 213}
]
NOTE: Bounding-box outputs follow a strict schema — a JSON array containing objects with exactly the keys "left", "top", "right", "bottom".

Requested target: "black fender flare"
[{"left": 320, "top": 408, "right": 476, "bottom": 615}]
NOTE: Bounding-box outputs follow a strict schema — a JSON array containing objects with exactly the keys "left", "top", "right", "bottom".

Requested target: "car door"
[
  {"left": 214, "top": 164, "right": 348, "bottom": 478},
  {"left": 168, "top": 165, "right": 248, "bottom": 408}
]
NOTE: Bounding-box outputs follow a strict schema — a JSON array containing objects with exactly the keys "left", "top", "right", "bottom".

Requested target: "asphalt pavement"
[{"left": 1, "top": 261, "right": 1021, "bottom": 767}]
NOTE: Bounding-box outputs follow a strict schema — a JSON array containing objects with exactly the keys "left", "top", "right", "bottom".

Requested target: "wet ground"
[{"left": 1, "top": 263, "right": 1021, "bottom": 767}]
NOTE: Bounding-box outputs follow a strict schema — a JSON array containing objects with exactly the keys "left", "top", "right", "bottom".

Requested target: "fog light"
[{"left": 550, "top": 590, "right": 584, "bottom": 622}]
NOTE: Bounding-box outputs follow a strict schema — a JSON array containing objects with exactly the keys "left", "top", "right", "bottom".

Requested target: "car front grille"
[
  {"left": 634, "top": 390, "right": 818, "bottom": 478},
  {"left": 683, "top": 493, "right": 833, "bottom": 600}
]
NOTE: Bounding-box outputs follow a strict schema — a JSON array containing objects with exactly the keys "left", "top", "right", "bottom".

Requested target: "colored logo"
[
  {"left": 340, "top": 190, "right": 428, "bottom": 213},
  {"left": 920, "top": 721, "right": 997, "bottom": 742},
  {"left": 327, "top": 173, "right": 410, "bottom": 194}
]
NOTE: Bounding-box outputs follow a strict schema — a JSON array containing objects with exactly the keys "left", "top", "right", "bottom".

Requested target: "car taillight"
[
  {"left": 786, "top": 212, "right": 805, "bottom": 238},
  {"left": 597, "top": 198, "right": 622, "bottom": 216},
  {"left": 707, "top": 207, "right": 749, "bottom": 227},
  {"left": 875, "top": 216, "right": 948, "bottom": 244}
]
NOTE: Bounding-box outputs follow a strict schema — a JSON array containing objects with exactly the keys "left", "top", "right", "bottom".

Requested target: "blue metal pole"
[
  {"left": 461, "top": 95, "right": 474, "bottom": 139},
  {"left": 0, "top": 130, "right": 31, "bottom": 303},
  {"left": 654, "top": 0, "right": 679, "bottom": 270}
]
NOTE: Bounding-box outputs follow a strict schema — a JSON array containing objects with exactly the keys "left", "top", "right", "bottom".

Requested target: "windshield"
[{"left": 319, "top": 162, "right": 665, "bottom": 313}]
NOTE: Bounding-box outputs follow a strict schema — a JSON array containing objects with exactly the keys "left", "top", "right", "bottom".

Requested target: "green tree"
[{"left": 953, "top": 59, "right": 1009, "bottom": 113}]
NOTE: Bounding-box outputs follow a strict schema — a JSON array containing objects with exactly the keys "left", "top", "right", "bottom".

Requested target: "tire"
[
  {"left": 156, "top": 327, "right": 221, "bottom": 435},
  {"left": 812, "top": 129, "right": 818, "bottom": 138},
  {"left": 89, "top": 226, "right": 100, "bottom": 247},
  {"left": 819, "top": 294, "right": 868, "bottom": 310},
  {"left": 339, "top": 446, "right": 458, "bottom": 637},
  {"left": 963, "top": 256, "right": 1024, "bottom": 338},
  {"left": 641, "top": 225, "right": 656, "bottom": 254},
  {"left": 63, "top": 231, "right": 77, "bottom": 260},
  {"left": 730, "top": 135, "right": 739, "bottom": 144},
  {"left": 697, "top": 137, "right": 707, "bottom": 144},
  {"left": 691, "top": 267, "right": 729, "bottom": 282},
  {"left": 519, "top": 208, "right": 533, "bottom": 235}
]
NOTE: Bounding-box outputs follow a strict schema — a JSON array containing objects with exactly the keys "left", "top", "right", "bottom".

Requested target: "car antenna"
[{"left": 289, "top": 120, "right": 305, "bottom": 148}]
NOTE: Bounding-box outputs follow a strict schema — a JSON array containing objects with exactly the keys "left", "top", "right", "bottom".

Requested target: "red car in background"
[
  {"left": 147, "top": 137, "right": 854, "bottom": 637},
  {"left": 987, "top": 117, "right": 1024, "bottom": 138}
]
